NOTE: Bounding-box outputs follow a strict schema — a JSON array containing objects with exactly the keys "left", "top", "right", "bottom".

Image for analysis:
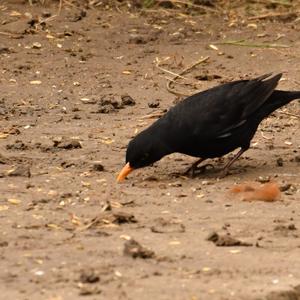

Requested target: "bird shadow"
[{"left": 169, "top": 162, "right": 262, "bottom": 180}]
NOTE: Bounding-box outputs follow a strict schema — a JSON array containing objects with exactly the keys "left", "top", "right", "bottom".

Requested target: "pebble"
[{"left": 257, "top": 176, "right": 270, "bottom": 183}]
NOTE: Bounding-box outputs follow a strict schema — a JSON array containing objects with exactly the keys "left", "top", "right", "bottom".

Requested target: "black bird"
[{"left": 117, "top": 73, "right": 300, "bottom": 181}]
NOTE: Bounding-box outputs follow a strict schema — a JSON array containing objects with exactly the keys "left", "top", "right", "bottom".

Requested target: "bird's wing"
[{"left": 166, "top": 73, "right": 282, "bottom": 141}]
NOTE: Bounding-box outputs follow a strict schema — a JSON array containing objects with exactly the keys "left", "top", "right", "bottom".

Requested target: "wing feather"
[{"left": 164, "top": 73, "right": 282, "bottom": 144}]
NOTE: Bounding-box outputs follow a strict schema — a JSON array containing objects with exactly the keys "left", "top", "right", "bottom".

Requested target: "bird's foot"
[
  {"left": 184, "top": 164, "right": 214, "bottom": 178},
  {"left": 218, "top": 168, "right": 230, "bottom": 179}
]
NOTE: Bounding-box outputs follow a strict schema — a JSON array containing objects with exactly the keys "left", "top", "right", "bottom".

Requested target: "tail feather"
[
  {"left": 261, "top": 90, "right": 300, "bottom": 116},
  {"left": 256, "top": 90, "right": 300, "bottom": 120},
  {"left": 273, "top": 90, "right": 300, "bottom": 101}
]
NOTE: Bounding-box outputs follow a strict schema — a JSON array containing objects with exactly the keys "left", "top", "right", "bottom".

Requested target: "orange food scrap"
[
  {"left": 230, "top": 182, "right": 281, "bottom": 202},
  {"left": 230, "top": 184, "right": 255, "bottom": 193}
]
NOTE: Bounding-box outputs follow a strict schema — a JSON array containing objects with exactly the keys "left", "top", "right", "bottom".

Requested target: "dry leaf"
[
  {"left": 120, "top": 234, "right": 131, "bottom": 240},
  {"left": 10, "top": 11, "right": 22, "bottom": 16},
  {"left": 209, "top": 44, "right": 219, "bottom": 51},
  {"left": 70, "top": 213, "right": 82, "bottom": 226},
  {"left": 100, "top": 138, "right": 114, "bottom": 144},
  {"left": 30, "top": 80, "right": 42, "bottom": 85},
  {"left": 46, "top": 223, "right": 60, "bottom": 230},
  {"left": 81, "top": 181, "right": 91, "bottom": 187},
  {"left": 0, "top": 133, "right": 9, "bottom": 139},
  {"left": 247, "top": 23, "right": 257, "bottom": 29},
  {"left": 7, "top": 198, "right": 22, "bottom": 205},
  {"left": 169, "top": 240, "right": 181, "bottom": 245},
  {"left": 229, "top": 249, "right": 241, "bottom": 254},
  {"left": 32, "top": 42, "right": 42, "bottom": 49},
  {"left": 0, "top": 205, "right": 9, "bottom": 211},
  {"left": 202, "top": 267, "right": 211, "bottom": 272}
]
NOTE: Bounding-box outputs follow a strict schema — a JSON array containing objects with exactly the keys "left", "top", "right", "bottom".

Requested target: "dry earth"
[{"left": 0, "top": 1, "right": 300, "bottom": 300}]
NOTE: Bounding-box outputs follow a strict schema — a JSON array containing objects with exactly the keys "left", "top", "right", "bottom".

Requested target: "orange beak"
[{"left": 117, "top": 162, "right": 134, "bottom": 182}]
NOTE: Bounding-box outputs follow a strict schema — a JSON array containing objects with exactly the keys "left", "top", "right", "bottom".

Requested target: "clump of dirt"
[
  {"left": 124, "top": 239, "right": 156, "bottom": 259},
  {"left": 96, "top": 94, "right": 136, "bottom": 113},
  {"left": 6, "top": 165, "right": 31, "bottom": 177},
  {"left": 206, "top": 231, "right": 253, "bottom": 247},
  {"left": 53, "top": 137, "right": 82, "bottom": 150}
]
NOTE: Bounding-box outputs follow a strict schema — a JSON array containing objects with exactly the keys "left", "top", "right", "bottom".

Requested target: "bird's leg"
[
  {"left": 219, "top": 147, "right": 248, "bottom": 178},
  {"left": 183, "top": 158, "right": 207, "bottom": 177}
]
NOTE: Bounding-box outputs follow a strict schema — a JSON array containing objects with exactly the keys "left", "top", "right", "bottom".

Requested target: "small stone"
[
  {"left": 92, "top": 161, "right": 104, "bottom": 172},
  {"left": 276, "top": 157, "right": 283, "bottom": 167},
  {"left": 257, "top": 176, "right": 270, "bottom": 183},
  {"left": 113, "top": 212, "right": 137, "bottom": 224},
  {"left": 129, "top": 34, "right": 147, "bottom": 44},
  {"left": 121, "top": 94, "right": 136, "bottom": 106},
  {"left": 97, "top": 95, "right": 123, "bottom": 113},
  {"left": 73, "top": 114, "right": 81, "bottom": 120},
  {"left": 280, "top": 183, "right": 291, "bottom": 192},
  {"left": 96, "top": 104, "right": 115, "bottom": 114},
  {"left": 0, "top": 153, "right": 8, "bottom": 164},
  {"left": 0, "top": 241, "right": 8, "bottom": 247},
  {"left": 32, "top": 42, "right": 42, "bottom": 49},
  {"left": 148, "top": 99, "right": 160, "bottom": 108},
  {"left": 284, "top": 184, "right": 297, "bottom": 195},
  {"left": 168, "top": 181, "right": 182, "bottom": 187},
  {"left": 79, "top": 269, "right": 100, "bottom": 284},
  {"left": 288, "top": 224, "right": 297, "bottom": 231},
  {"left": 41, "top": 11, "right": 51, "bottom": 18},
  {"left": 206, "top": 231, "right": 219, "bottom": 242},
  {"left": 79, "top": 286, "right": 101, "bottom": 296},
  {"left": 54, "top": 138, "right": 82, "bottom": 149},
  {"left": 7, "top": 165, "right": 31, "bottom": 177},
  {"left": 6, "top": 140, "right": 28, "bottom": 151},
  {"left": 206, "top": 231, "right": 252, "bottom": 247},
  {"left": 80, "top": 98, "right": 97, "bottom": 104},
  {"left": 124, "top": 239, "right": 155, "bottom": 259}
]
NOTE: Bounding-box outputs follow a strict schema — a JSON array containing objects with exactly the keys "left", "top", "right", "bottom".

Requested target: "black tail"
[{"left": 260, "top": 90, "right": 300, "bottom": 117}]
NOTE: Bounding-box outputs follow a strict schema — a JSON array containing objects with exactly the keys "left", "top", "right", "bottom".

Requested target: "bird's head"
[{"left": 117, "top": 128, "right": 169, "bottom": 182}]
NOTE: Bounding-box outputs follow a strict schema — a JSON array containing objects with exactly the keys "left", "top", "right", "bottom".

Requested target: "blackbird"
[{"left": 117, "top": 73, "right": 300, "bottom": 181}]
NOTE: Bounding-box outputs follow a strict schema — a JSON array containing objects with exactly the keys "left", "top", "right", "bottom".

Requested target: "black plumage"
[{"left": 117, "top": 73, "right": 300, "bottom": 181}]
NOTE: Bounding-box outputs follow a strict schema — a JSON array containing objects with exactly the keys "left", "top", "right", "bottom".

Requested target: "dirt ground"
[{"left": 1, "top": 1, "right": 300, "bottom": 299}]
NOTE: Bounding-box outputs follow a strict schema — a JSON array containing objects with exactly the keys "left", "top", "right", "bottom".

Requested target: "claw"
[{"left": 184, "top": 163, "right": 214, "bottom": 177}]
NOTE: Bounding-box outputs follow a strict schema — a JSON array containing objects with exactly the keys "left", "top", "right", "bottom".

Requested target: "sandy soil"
[{"left": 0, "top": 1, "right": 300, "bottom": 299}]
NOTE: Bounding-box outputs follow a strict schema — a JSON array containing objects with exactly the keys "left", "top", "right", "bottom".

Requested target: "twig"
[
  {"left": 165, "top": 56, "right": 209, "bottom": 96},
  {"left": 140, "top": 112, "right": 165, "bottom": 119},
  {"left": 58, "top": 0, "right": 63, "bottom": 15},
  {"left": 277, "top": 110, "right": 300, "bottom": 119},
  {"left": 78, "top": 202, "right": 111, "bottom": 231},
  {"left": 216, "top": 40, "right": 290, "bottom": 48},
  {"left": 248, "top": 11, "right": 299, "bottom": 21},
  {"left": 163, "top": 75, "right": 202, "bottom": 87},
  {"left": 260, "top": 130, "right": 273, "bottom": 140},
  {"left": 156, "top": 0, "right": 218, "bottom": 13},
  {"left": 38, "top": 15, "right": 58, "bottom": 24},
  {"left": 156, "top": 65, "right": 188, "bottom": 80},
  {"left": 37, "top": 0, "right": 63, "bottom": 25},
  {"left": 0, "top": 31, "right": 22, "bottom": 38},
  {"left": 63, "top": 0, "right": 81, "bottom": 11}
]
